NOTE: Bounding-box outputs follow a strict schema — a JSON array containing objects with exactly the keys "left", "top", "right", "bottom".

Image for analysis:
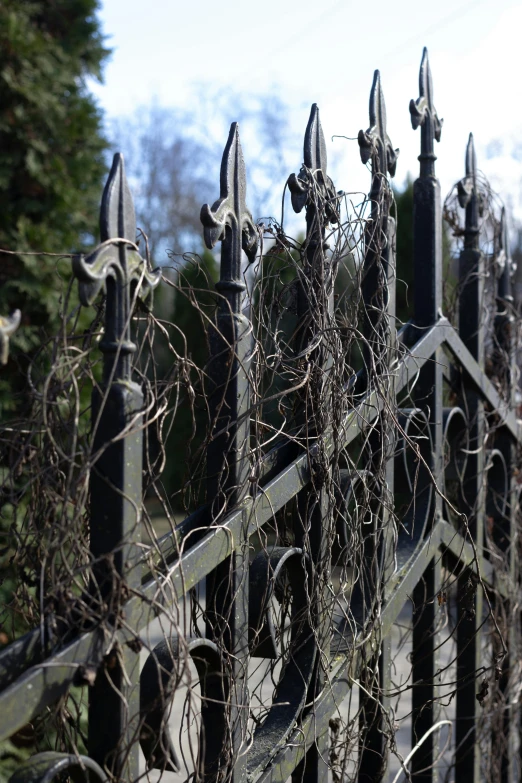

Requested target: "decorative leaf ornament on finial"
[
  {"left": 0, "top": 309, "right": 20, "bottom": 365},
  {"left": 73, "top": 154, "right": 161, "bottom": 382},
  {"left": 287, "top": 104, "right": 339, "bottom": 223},
  {"left": 358, "top": 71, "right": 399, "bottom": 178},
  {"left": 201, "top": 123, "right": 258, "bottom": 280},
  {"left": 409, "top": 48, "right": 442, "bottom": 175}
]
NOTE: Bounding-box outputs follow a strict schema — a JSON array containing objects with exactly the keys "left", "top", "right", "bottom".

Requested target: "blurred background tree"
[{"left": 0, "top": 0, "right": 109, "bottom": 411}]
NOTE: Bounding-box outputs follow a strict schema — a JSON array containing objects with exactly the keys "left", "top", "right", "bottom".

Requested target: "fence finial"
[
  {"left": 498, "top": 206, "right": 515, "bottom": 299},
  {"left": 288, "top": 104, "right": 338, "bottom": 222},
  {"left": 303, "top": 103, "right": 327, "bottom": 173},
  {"left": 201, "top": 123, "right": 258, "bottom": 275},
  {"left": 457, "top": 133, "right": 482, "bottom": 248},
  {"left": 457, "top": 133, "right": 477, "bottom": 208},
  {"left": 73, "top": 153, "right": 160, "bottom": 382},
  {"left": 358, "top": 70, "right": 399, "bottom": 178},
  {"left": 465, "top": 132, "right": 477, "bottom": 180},
  {"left": 410, "top": 48, "right": 442, "bottom": 176},
  {"left": 497, "top": 206, "right": 508, "bottom": 273}
]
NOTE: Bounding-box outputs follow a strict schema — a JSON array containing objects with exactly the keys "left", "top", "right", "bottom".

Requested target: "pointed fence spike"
[
  {"left": 410, "top": 47, "right": 442, "bottom": 142},
  {"left": 457, "top": 133, "right": 479, "bottom": 210},
  {"left": 456, "top": 132, "right": 482, "bottom": 247},
  {"left": 497, "top": 206, "right": 507, "bottom": 273},
  {"left": 419, "top": 47, "right": 433, "bottom": 114},
  {"left": 420, "top": 47, "right": 430, "bottom": 91},
  {"left": 200, "top": 123, "right": 258, "bottom": 264},
  {"left": 287, "top": 104, "right": 338, "bottom": 222},
  {"left": 359, "top": 70, "right": 399, "bottom": 177},
  {"left": 410, "top": 47, "right": 442, "bottom": 177},
  {"left": 72, "top": 152, "right": 160, "bottom": 380},
  {"left": 497, "top": 206, "right": 515, "bottom": 295},
  {"left": 466, "top": 132, "right": 477, "bottom": 180},
  {"left": 74, "top": 152, "right": 160, "bottom": 308},
  {"left": 303, "top": 103, "right": 327, "bottom": 176},
  {"left": 369, "top": 71, "right": 386, "bottom": 143},
  {"left": 498, "top": 206, "right": 509, "bottom": 256},
  {"left": 100, "top": 153, "right": 137, "bottom": 243},
  {"left": 220, "top": 123, "right": 247, "bottom": 220}
]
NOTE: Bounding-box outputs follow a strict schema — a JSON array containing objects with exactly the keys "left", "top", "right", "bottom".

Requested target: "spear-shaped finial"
[
  {"left": 304, "top": 103, "right": 327, "bottom": 174},
  {"left": 497, "top": 206, "right": 508, "bottom": 273},
  {"left": 201, "top": 123, "right": 258, "bottom": 261},
  {"left": 287, "top": 104, "right": 338, "bottom": 223},
  {"left": 465, "top": 132, "right": 477, "bottom": 181},
  {"left": 73, "top": 154, "right": 161, "bottom": 382},
  {"left": 457, "top": 133, "right": 477, "bottom": 208},
  {"left": 457, "top": 133, "right": 482, "bottom": 248},
  {"left": 410, "top": 48, "right": 442, "bottom": 176},
  {"left": 201, "top": 124, "right": 258, "bottom": 307},
  {"left": 358, "top": 70, "right": 399, "bottom": 179},
  {"left": 497, "top": 206, "right": 515, "bottom": 300}
]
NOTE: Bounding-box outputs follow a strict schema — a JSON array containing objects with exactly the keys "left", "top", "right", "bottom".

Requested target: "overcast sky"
[{"left": 91, "top": 0, "right": 522, "bottom": 227}]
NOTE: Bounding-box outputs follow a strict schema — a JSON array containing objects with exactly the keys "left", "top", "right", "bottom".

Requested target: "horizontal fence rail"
[{"left": 0, "top": 47, "right": 520, "bottom": 783}]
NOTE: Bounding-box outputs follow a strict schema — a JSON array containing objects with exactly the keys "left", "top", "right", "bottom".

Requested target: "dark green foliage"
[
  {"left": 157, "top": 250, "right": 219, "bottom": 508},
  {"left": 0, "top": 6, "right": 108, "bottom": 763},
  {"left": 0, "top": 0, "right": 108, "bottom": 651},
  {"left": 0, "top": 0, "right": 109, "bottom": 368}
]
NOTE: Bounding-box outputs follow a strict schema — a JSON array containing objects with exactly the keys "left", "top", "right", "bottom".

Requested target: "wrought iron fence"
[{"left": 0, "top": 47, "right": 520, "bottom": 783}]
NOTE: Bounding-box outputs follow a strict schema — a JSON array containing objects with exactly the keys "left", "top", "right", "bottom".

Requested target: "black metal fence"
[{"left": 0, "top": 47, "right": 520, "bottom": 783}]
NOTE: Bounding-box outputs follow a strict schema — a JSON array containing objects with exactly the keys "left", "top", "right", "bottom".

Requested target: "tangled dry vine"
[{"left": 0, "top": 48, "right": 520, "bottom": 783}]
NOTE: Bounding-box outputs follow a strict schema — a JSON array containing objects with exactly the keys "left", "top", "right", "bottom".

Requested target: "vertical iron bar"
[
  {"left": 89, "top": 382, "right": 143, "bottom": 780},
  {"left": 409, "top": 48, "right": 443, "bottom": 783},
  {"left": 288, "top": 104, "right": 339, "bottom": 783},
  {"left": 201, "top": 124, "right": 258, "bottom": 783},
  {"left": 73, "top": 154, "right": 160, "bottom": 780},
  {"left": 456, "top": 133, "right": 485, "bottom": 783},
  {"left": 357, "top": 71, "right": 398, "bottom": 783}
]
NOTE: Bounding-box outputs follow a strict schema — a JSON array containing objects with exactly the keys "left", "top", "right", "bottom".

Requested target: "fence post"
[
  {"left": 72, "top": 154, "right": 160, "bottom": 779},
  {"left": 409, "top": 47, "right": 443, "bottom": 783},
  {"left": 287, "top": 103, "right": 339, "bottom": 783},
  {"left": 456, "top": 133, "right": 485, "bottom": 783},
  {"left": 357, "top": 70, "right": 398, "bottom": 783},
  {"left": 201, "top": 123, "right": 258, "bottom": 783}
]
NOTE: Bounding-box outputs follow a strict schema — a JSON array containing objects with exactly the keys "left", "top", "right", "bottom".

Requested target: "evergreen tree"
[
  {"left": 0, "top": 0, "right": 109, "bottom": 372},
  {"left": 0, "top": 0, "right": 109, "bottom": 630},
  {"left": 0, "top": 2, "right": 109, "bottom": 766}
]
